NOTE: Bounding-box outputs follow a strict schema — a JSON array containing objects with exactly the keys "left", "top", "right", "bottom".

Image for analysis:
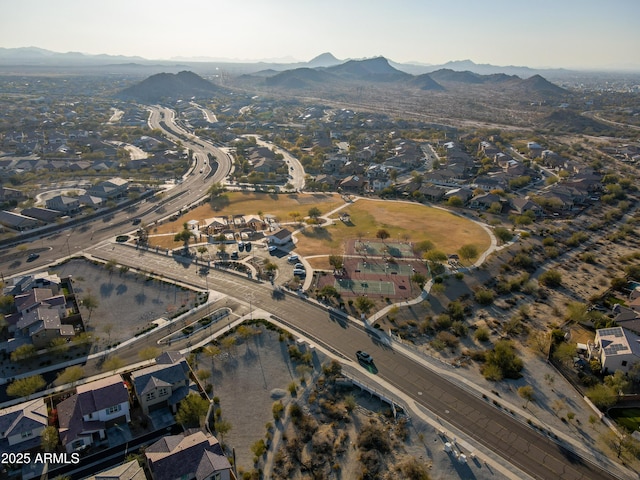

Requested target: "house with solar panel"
[{"left": 589, "top": 326, "right": 640, "bottom": 375}]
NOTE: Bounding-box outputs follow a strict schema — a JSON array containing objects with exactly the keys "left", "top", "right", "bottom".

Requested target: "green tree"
[
  {"left": 376, "top": 229, "right": 390, "bottom": 242},
  {"left": 411, "top": 272, "right": 427, "bottom": 289},
  {"left": 81, "top": 292, "right": 99, "bottom": 322},
  {"left": 138, "top": 346, "right": 160, "bottom": 361},
  {"left": 10, "top": 343, "right": 37, "bottom": 362},
  {"left": 6, "top": 375, "right": 46, "bottom": 398},
  {"left": 203, "top": 344, "right": 222, "bottom": 373},
  {"left": 328, "top": 254, "right": 344, "bottom": 270},
  {"left": 41, "top": 426, "right": 59, "bottom": 452},
  {"left": 176, "top": 393, "right": 210, "bottom": 428},
  {"left": 308, "top": 207, "right": 322, "bottom": 221},
  {"left": 447, "top": 196, "right": 463, "bottom": 207},
  {"left": 458, "top": 244, "right": 478, "bottom": 263},
  {"left": 55, "top": 365, "right": 85, "bottom": 386},
  {"left": 483, "top": 340, "right": 523, "bottom": 381},
  {"left": 214, "top": 419, "right": 232, "bottom": 442},
  {"left": 174, "top": 223, "right": 195, "bottom": 252},
  {"left": 586, "top": 384, "right": 618, "bottom": 409},
  {"left": 355, "top": 296, "right": 375, "bottom": 314},
  {"left": 101, "top": 356, "right": 125, "bottom": 373}
]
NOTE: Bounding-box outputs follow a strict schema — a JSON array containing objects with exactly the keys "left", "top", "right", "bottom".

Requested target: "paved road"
[{"left": 86, "top": 242, "right": 618, "bottom": 480}]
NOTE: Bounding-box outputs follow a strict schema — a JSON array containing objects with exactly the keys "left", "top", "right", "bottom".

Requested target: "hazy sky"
[{"left": 2, "top": 0, "right": 639, "bottom": 70}]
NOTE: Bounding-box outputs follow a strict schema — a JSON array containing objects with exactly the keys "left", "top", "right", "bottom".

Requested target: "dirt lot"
[
  {"left": 204, "top": 322, "right": 505, "bottom": 479},
  {"left": 52, "top": 258, "right": 201, "bottom": 344}
]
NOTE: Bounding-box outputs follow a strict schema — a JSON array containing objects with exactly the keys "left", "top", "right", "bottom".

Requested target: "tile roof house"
[
  {"left": 46, "top": 195, "right": 81, "bottom": 214},
  {"left": 131, "top": 353, "right": 195, "bottom": 415},
  {"left": 57, "top": 375, "right": 131, "bottom": 453},
  {"left": 13, "top": 287, "right": 75, "bottom": 347},
  {"left": 0, "top": 398, "right": 48, "bottom": 452},
  {"left": 0, "top": 210, "right": 42, "bottom": 231},
  {"left": 145, "top": 430, "right": 232, "bottom": 480},
  {"left": 87, "top": 177, "right": 129, "bottom": 199},
  {"left": 85, "top": 459, "right": 147, "bottom": 480}
]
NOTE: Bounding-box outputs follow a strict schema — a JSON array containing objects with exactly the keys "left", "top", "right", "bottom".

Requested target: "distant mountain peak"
[
  {"left": 118, "top": 70, "right": 221, "bottom": 102},
  {"left": 308, "top": 52, "right": 341, "bottom": 67}
]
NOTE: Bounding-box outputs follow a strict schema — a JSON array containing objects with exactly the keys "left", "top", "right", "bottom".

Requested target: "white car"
[
  {"left": 287, "top": 254, "right": 299, "bottom": 263},
  {"left": 268, "top": 245, "right": 278, "bottom": 252}
]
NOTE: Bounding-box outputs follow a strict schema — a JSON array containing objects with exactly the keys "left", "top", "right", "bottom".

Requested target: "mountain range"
[
  {"left": 0, "top": 47, "right": 572, "bottom": 79},
  {"left": 117, "top": 57, "right": 568, "bottom": 103}
]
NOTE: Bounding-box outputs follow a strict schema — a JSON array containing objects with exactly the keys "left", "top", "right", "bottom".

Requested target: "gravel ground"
[
  {"left": 203, "top": 324, "right": 510, "bottom": 479},
  {"left": 52, "top": 258, "right": 199, "bottom": 344}
]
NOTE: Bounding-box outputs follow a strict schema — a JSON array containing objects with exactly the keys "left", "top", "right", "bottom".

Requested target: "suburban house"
[
  {"left": 510, "top": 197, "right": 544, "bottom": 217},
  {"left": 3, "top": 271, "right": 62, "bottom": 296},
  {"left": 0, "top": 398, "right": 48, "bottom": 452},
  {"left": 589, "top": 326, "right": 640, "bottom": 375},
  {"left": 0, "top": 186, "right": 26, "bottom": 204},
  {"left": 87, "top": 177, "right": 129, "bottom": 199},
  {"left": 0, "top": 210, "right": 42, "bottom": 231},
  {"left": 339, "top": 174, "right": 367, "bottom": 193},
  {"left": 266, "top": 228, "right": 293, "bottom": 246},
  {"left": 145, "top": 430, "right": 233, "bottom": 480},
  {"left": 21, "top": 207, "right": 61, "bottom": 224},
  {"left": 85, "top": 459, "right": 146, "bottom": 480},
  {"left": 469, "top": 193, "right": 503, "bottom": 210},
  {"left": 131, "top": 353, "right": 195, "bottom": 415},
  {"left": 57, "top": 374, "right": 131, "bottom": 453},
  {"left": 12, "top": 287, "right": 76, "bottom": 348},
  {"left": 45, "top": 195, "right": 81, "bottom": 214}
]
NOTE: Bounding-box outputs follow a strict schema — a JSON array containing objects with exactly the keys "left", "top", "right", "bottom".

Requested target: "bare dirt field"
[{"left": 206, "top": 322, "right": 505, "bottom": 480}]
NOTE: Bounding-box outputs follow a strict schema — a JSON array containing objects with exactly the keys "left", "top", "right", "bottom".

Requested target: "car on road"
[
  {"left": 268, "top": 245, "right": 278, "bottom": 252},
  {"left": 356, "top": 350, "right": 373, "bottom": 364},
  {"left": 27, "top": 253, "right": 40, "bottom": 262},
  {"left": 287, "top": 254, "right": 299, "bottom": 263},
  {"left": 132, "top": 218, "right": 141, "bottom": 225}
]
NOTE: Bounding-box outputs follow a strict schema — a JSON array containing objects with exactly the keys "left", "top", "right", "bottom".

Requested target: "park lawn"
[
  {"left": 148, "top": 192, "right": 344, "bottom": 248},
  {"left": 294, "top": 198, "right": 491, "bottom": 260},
  {"left": 609, "top": 408, "right": 640, "bottom": 433}
]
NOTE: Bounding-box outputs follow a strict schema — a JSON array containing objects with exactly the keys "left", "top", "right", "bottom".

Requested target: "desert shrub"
[
  {"left": 474, "top": 327, "right": 490, "bottom": 342},
  {"left": 475, "top": 289, "right": 495, "bottom": 305},
  {"left": 357, "top": 421, "right": 391, "bottom": 453},
  {"left": 436, "top": 331, "right": 460, "bottom": 349},
  {"left": 539, "top": 269, "right": 562, "bottom": 288}
]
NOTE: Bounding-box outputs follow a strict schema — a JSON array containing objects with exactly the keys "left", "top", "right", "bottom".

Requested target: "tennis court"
[
  {"left": 357, "top": 261, "right": 414, "bottom": 275},
  {"left": 334, "top": 278, "right": 396, "bottom": 295}
]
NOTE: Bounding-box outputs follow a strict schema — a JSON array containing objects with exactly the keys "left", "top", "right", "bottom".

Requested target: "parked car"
[
  {"left": 356, "top": 350, "right": 373, "bottom": 363},
  {"left": 294, "top": 263, "right": 305, "bottom": 270},
  {"left": 245, "top": 242, "right": 252, "bottom": 252},
  {"left": 230, "top": 251, "right": 239, "bottom": 259},
  {"left": 293, "top": 268, "right": 306, "bottom": 277},
  {"left": 287, "top": 254, "right": 299, "bottom": 263},
  {"left": 268, "top": 245, "right": 278, "bottom": 252},
  {"left": 238, "top": 242, "right": 245, "bottom": 252}
]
